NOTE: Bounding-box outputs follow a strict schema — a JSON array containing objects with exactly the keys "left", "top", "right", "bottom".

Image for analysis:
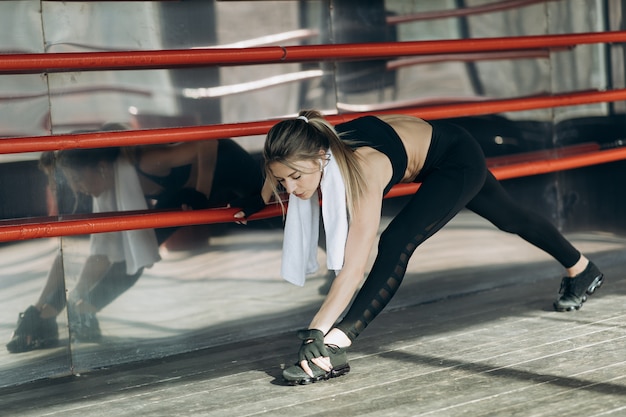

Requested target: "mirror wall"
[{"left": 0, "top": 0, "right": 624, "bottom": 388}]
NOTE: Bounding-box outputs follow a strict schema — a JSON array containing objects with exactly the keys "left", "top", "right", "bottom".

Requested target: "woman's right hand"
[
  {"left": 229, "top": 194, "right": 266, "bottom": 224},
  {"left": 232, "top": 209, "right": 247, "bottom": 225}
]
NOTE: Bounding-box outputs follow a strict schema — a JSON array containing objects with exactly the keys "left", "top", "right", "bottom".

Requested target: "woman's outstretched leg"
[{"left": 466, "top": 172, "right": 604, "bottom": 311}]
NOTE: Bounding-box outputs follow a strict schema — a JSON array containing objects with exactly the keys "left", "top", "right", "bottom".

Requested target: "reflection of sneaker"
[
  {"left": 6, "top": 306, "right": 59, "bottom": 353},
  {"left": 282, "top": 345, "right": 350, "bottom": 385},
  {"left": 69, "top": 310, "right": 102, "bottom": 343},
  {"left": 554, "top": 262, "right": 604, "bottom": 312}
]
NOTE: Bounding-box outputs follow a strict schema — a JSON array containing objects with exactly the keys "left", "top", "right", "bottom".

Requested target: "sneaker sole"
[
  {"left": 286, "top": 364, "right": 351, "bottom": 385},
  {"left": 7, "top": 337, "right": 59, "bottom": 354},
  {"left": 554, "top": 274, "right": 604, "bottom": 312},
  {"left": 586, "top": 274, "right": 604, "bottom": 295}
]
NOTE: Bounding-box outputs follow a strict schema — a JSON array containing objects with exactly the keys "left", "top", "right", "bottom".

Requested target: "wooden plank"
[{"left": 1, "top": 259, "right": 624, "bottom": 417}]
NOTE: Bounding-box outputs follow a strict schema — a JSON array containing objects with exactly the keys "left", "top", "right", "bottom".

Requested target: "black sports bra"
[
  {"left": 137, "top": 164, "right": 192, "bottom": 198},
  {"left": 336, "top": 116, "right": 408, "bottom": 195}
]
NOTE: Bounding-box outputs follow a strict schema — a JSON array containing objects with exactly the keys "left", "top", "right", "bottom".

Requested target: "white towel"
[
  {"left": 281, "top": 150, "right": 348, "bottom": 286},
  {"left": 90, "top": 157, "right": 161, "bottom": 274}
]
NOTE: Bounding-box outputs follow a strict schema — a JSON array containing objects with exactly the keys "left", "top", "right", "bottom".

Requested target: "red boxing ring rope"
[
  {"left": 1, "top": 142, "right": 625, "bottom": 243},
  {"left": 1, "top": 88, "right": 626, "bottom": 154},
  {"left": 387, "top": 0, "right": 560, "bottom": 24},
  {"left": 0, "top": 31, "right": 624, "bottom": 242},
  {"left": 0, "top": 31, "right": 625, "bottom": 73}
]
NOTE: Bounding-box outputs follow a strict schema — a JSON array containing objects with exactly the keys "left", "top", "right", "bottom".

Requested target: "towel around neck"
[{"left": 280, "top": 149, "right": 348, "bottom": 286}]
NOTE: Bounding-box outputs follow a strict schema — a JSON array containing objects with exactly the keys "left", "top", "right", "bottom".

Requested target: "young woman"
[
  {"left": 234, "top": 110, "right": 605, "bottom": 385},
  {"left": 7, "top": 133, "right": 263, "bottom": 353}
]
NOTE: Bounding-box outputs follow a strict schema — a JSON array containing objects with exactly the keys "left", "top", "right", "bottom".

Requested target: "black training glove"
[
  {"left": 230, "top": 194, "right": 266, "bottom": 218},
  {"left": 297, "top": 329, "right": 329, "bottom": 362}
]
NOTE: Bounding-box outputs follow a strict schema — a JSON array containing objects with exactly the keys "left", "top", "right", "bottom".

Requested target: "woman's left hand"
[
  {"left": 297, "top": 329, "right": 331, "bottom": 377},
  {"left": 299, "top": 356, "right": 332, "bottom": 378}
]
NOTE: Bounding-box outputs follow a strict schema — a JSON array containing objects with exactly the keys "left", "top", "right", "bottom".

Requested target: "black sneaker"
[
  {"left": 6, "top": 306, "right": 59, "bottom": 353},
  {"left": 554, "top": 261, "right": 604, "bottom": 312},
  {"left": 282, "top": 344, "right": 350, "bottom": 385}
]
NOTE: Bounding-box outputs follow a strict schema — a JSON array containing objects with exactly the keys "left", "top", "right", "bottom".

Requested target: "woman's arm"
[
  {"left": 194, "top": 140, "right": 219, "bottom": 199},
  {"left": 308, "top": 149, "right": 389, "bottom": 334},
  {"left": 260, "top": 177, "right": 274, "bottom": 204},
  {"left": 307, "top": 188, "right": 383, "bottom": 334}
]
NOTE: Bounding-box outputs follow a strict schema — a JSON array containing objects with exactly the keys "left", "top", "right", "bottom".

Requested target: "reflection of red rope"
[
  {"left": 1, "top": 143, "right": 625, "bottom": 242},
  {"left": 0, "top": 86, "right": 152, "bottom": 102},
  {"left": 387, "top": 0, "right": 559, "bottom": 25},
  {"left": 1, "top": 88, "right": 626, "bottom": 154},
  {"left": 387, "top": 50, "right": 546, "bottom": 69},
  {"left": 1, "top": 31, "right": 625, "bottom": 73},
  {"left": 0, "top": 206, "right": 274, "bottom": 243}
]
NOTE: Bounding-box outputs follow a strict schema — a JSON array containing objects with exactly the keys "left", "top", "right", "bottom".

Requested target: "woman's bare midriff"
[{"left": 375, "top": 114, "right": 433, "bottom": 182}]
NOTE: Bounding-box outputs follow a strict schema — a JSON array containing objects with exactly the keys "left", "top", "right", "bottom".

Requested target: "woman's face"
[
  {"left": 61, "top": 162, "right": 113, "bottom": 197},
  {"left": 269, "top": 158, "right": 322, "bottom": 200}
]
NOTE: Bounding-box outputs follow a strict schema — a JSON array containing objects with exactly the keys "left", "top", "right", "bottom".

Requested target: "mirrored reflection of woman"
[
  {"left": 235, "top": 110, "right": 604, "bottom": 384},
  {"left": 6, "top": 127, "right": 263, "bottom": 353}
]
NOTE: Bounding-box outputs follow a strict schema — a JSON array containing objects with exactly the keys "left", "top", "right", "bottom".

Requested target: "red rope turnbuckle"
[{"left": 0, "top": 31, "right": 625, "bottom": 241}]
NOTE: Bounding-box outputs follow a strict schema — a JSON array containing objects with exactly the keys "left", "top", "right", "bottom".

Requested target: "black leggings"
[
  {"left": 335, "top": 121, "right": 580, "bottom": 341},
  {"left": 49, "top": 139, "right": 264, "bottom": 313}
]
